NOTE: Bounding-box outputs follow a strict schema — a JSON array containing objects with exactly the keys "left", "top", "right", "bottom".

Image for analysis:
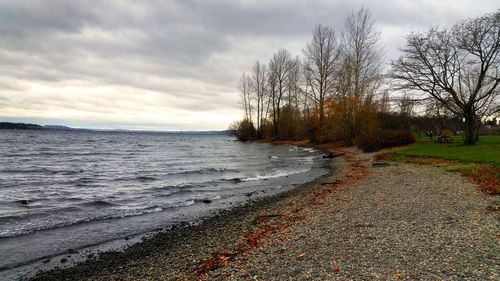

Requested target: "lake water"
[{"left": 0, "top": 130, "right": 327, "bottom": 280}]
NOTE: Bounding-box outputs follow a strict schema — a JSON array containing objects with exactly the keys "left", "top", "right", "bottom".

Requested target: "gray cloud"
[{"left": 0, "top": 0, "right": 498, "bottom": 130}]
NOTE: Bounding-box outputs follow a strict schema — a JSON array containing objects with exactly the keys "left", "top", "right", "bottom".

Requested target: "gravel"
[{"left": 32, "top": 149, "right": 499, "bottom": 281}]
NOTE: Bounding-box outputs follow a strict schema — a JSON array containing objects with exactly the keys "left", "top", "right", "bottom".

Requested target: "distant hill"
[
  {"left": 0, "top": 122, "right": 84, "bottom": 131},
  {"left": 179, "top": 130, "right": 230, "bottom": 135},
  {"left": 42, "top": 125, "right": 74, "bottom": 130},
  {"left": 0, "top": 122, "right": 230, "bottom": 135},
  {"left": 0, "top": 122, "right": 44, "bottom": 130}
]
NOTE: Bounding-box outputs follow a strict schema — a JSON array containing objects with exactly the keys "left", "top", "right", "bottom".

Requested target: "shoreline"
[
  {"left": 29, "top": 147, "right": 499, "bottom": 280},
  {"left": 1, "top": 138, "right": 329, "bottom": 280},
  {"left": 29, "top": 147, "right": 341, "bottom": 280}
]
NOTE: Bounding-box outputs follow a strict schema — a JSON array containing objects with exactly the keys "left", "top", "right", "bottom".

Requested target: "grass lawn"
[
  {"left": 391, "top": 135, "right": 500, "bottom": 167},
  {"left": 384, "top": 135, "right": 500, "bottom": 195}
]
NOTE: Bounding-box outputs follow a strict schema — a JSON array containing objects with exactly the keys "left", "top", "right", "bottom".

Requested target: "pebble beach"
[{"left": 32, "top": 148, "right": 499, "bottom": 280}]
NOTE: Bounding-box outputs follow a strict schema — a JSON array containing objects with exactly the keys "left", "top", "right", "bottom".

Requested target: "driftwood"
[
  {"left": 322, "top": 152, "right": 345, "bottom": 159},
  {"left": 372, "top": 161, "right": 390, "bottom": 167},
  {"left": 321, "top": 180, "right": 341, "bottom": 185}
]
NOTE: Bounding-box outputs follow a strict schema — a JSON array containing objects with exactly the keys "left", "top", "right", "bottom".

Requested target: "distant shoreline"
[{"left": 0, "top": 122, "right": 229, "bottom": 135}]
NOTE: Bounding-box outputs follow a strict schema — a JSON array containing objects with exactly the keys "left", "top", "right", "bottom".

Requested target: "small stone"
[{"left": 68, "top": 248, "right": 79, "bottom": 254}]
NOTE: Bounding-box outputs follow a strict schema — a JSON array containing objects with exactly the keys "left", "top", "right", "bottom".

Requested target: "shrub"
[
  {"left": 440, "top": 129, "right": 454, "bottom": 137},
  {"left": 355, "top": 130, "right": 415, "bottom": 152},
  {"left": 228, "top": 119, "right": 256, "bottom": 141}
]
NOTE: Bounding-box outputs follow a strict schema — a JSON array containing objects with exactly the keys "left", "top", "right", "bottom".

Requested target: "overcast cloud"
[{"left": 0, "top": 0, "right": 498, "bottom": 130}]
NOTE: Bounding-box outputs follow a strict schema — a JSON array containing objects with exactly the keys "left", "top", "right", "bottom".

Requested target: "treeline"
[
  {"left": 231, "top": 8, "right": 384, "bottom": 144},
  {"left": 231, "top": 8, "right": 500, "bottom": 146},
  {"left": 0, "top": 122, "right": 43, "bottom": 130}
]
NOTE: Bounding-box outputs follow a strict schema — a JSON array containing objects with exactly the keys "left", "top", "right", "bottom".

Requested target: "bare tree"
[
  {"left": 284, "top": 56, "right": 303, "bottom": 139},
  {"left": 287, "top": 56, "right": 302, "bottom": 110},
  {"left": 336, "top": 7, "right": 384, "bottom": 144},
  {"left": 378, "top": 89, "right": 391, "bottom": 113},
  {"left": 268, "top": 48, "right": 296, "bottom": 139},
  {"left": 391, "top": 10, "right": 500, "bottom": 144},
  {"left": 341, "top": 7, "right": 384, "bottom": 102},
  {"left": 238, "top": 73, "right": 252, "bottom": 121},
  {"left": 397, "top": 93, "right": 416, "bottom": 116},
  {"left": 250, "top": 61, "right": 267, "bottom": 136},
  {"left": 303, "top": 24, "right": 339, "bottom": 132}
]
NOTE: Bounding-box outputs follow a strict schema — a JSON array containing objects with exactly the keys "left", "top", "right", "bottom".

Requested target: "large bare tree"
[
  {"left": 249, "top": 61, "right": 267, "bottom": 136},
  {"left": 238, "top": 73, "right": 252, "bottom": 122},
  {"left": 341, "top": 7, "right": 383, "bottom": 102},
  {"left": 391, "top": 10, "right": 500, "bottom": 144},
  {"left": 268, "top": 48, "right": 296, "bottom": 139},
  {"left": 303, "top": 24, "right": 339, "bottom": 133},
  {"left": 337, "top": 7, "right": 384, "bottom": 144}
]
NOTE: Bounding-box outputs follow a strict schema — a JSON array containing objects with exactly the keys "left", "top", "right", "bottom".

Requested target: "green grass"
[
  {"left": 390, "top": 135, "right": 500, "bottom": 167},
  {"left": 384, "top": 135, "right": 500, "bottom": 195}
]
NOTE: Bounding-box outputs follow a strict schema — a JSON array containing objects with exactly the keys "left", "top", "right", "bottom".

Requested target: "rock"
[
  {"left": 68, "top": 248, "right": 79, "bottom": 254},
  {"left": 18, "top": 199, "right": 31, "bottom": 205},
  {"left": 60, "top": 258, "right": 68, "bottom": 264},
  {"left": 202, "top": 199, "right": 212, "bottom": 204}
]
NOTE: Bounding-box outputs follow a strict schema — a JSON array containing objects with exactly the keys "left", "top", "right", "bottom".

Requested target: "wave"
[
  {"left": 170, "top": 167, "right": 239, "bottom": 176},
  {"left": 151, "top": 183, "right": 237, "bottom": 200},
  {"left": 114, "top": 168, "right": 239, "bottom": 183},
  {"left": 0, "top": 206, "right": 81, "bottom": 224},
  {"left": 152, "top": 184, "right": 197, "bottom": 195},
  {"left": 0, "top": 168, "right": 43, "bottom": 174},
  {"left": 0, "top": 168, "right": 84, "bottom": 175},
  {"left": 136, "top": 176, "right": 158, "bottom": 182},
  {"left": 0, "top": 204, "right": 166, "bottom": 238},
  {"left": 300, "top": 147, "right": 316, "bottom": 153},
  {"left": 176, "top": 200, "right": 195, "bottom": 207},
  {"left": 2, "top": 151, "right": 119, "bottom": 158},
  {"left": 74, "top": 177, "right": 102, "bottom": 187},
  {"left": 0, "top": 196, "right": 208, "bottom": 238},
  {"left": 78, "top": 200, "right": 117, "bottom": 208},
  {"left": 241, "top": 168, "right": 311, "bottom": 182}
]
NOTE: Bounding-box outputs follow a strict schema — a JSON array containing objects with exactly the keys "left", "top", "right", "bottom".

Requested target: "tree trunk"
[
  {"left": 475, "top": 120, "right": 481, "bottom": 142},
  {"left": 464, "top": 114, "right": 477, "bottom": 145}
]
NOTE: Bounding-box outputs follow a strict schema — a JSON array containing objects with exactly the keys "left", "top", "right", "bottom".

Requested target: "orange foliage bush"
[
  {"left": 355, "top": 130, "right": 415, "bottom": 152},
  {"left": 310, "top": 96, "right": 379, "bottom": 144}
]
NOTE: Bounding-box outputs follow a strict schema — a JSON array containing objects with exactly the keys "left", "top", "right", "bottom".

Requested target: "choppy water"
[{"left": 0, "top": 130, "right": 327, "bottom": 279}]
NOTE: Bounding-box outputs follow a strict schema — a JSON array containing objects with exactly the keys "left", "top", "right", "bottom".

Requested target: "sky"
[{"left": 0, "top": 0, "right": 498, "bottom": 131}]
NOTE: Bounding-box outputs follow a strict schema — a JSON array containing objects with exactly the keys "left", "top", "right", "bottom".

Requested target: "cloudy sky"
[{"left": 0, "top": 0, "right": 497, "bottom": 130}]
